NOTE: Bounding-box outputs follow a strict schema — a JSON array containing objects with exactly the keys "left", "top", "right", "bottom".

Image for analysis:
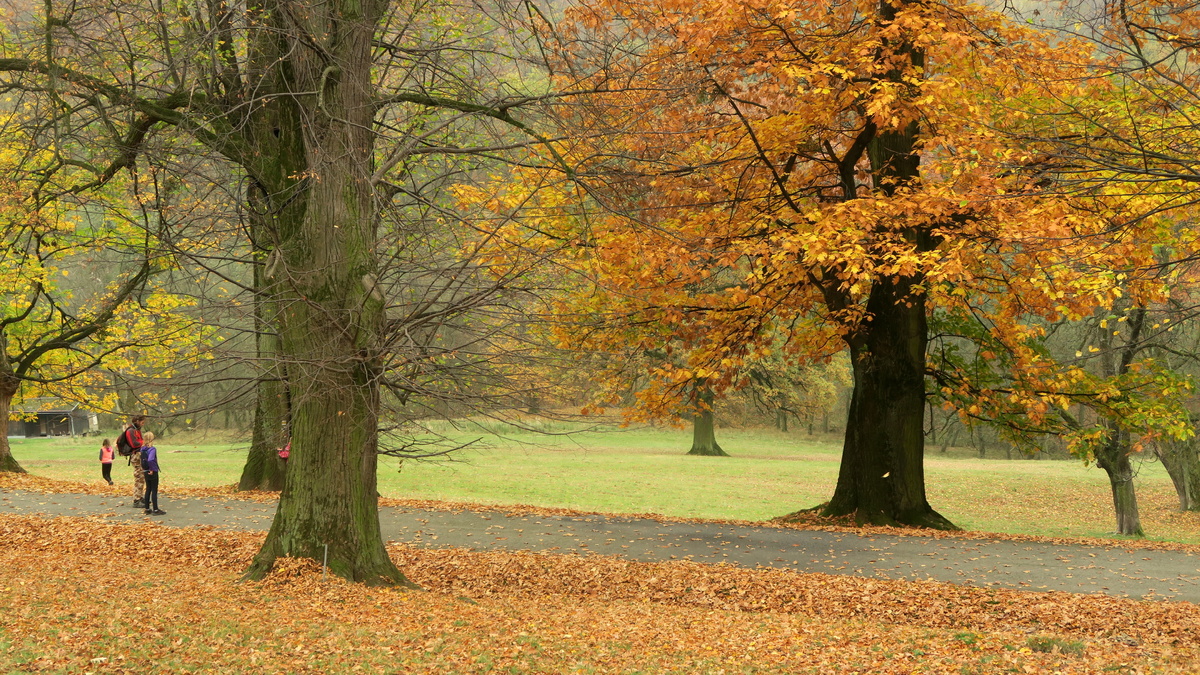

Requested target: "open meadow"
[{"left": 8, "top": 422, "right": 1200, "bottom": 544}]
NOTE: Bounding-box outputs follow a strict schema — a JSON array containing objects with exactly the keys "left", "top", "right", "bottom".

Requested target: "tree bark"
[
  {"left": 238, "top": 261, "right": 288, "bottom": 492},
  {"left": 778, "top": 0, "right": 953, "bottom": 529},
  {"left": 1100, "top": 452, "right": 1144, "bottom": 535},
  {"left": 235, "top": 7, "right": 305, "bottom": 494},
  {"left": 241, "top": 0, "right": 411, "bottom": 585},
  {"left": 1105, "top": 459, "right": 1143, "bottom": 536},
  {"left": 1155, "top": 433, "right": 1200, "bottom": 511},
  {"left": 776, "top": 408, "right": 788, "bottom": 432},
  {"left": 1096, "top": 424, "right": 1144, "bottom": 536},
  {"left": 1090, "top": 307, "right": 1147, "bottom": 537},
  {"left": 814, "top": 277, "right": 955, "bottom": 529},
  {"left": 687, "top": 382, "right": 728, "bottom": 456},
  {"left": 0, "top": 372, "right": 26, "bottom": 473},
  {"left": 238, "top": 380, "right": 288, "bottom": 491}
]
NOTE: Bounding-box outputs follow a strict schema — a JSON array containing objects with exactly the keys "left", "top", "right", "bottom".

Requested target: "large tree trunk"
[
  {"left": 687, "top": 382, "right": 728, "bottom": 456},
  {"left": 1096, "top": 425, "right": 1144, "bottom": 536},
  {"left": 239, "top": 388, "right": 288, "bottom": 491},
  {"left": 815, "top": 277, "right": 954, "bottom": 529},
  {"left": 235, "top": 5, "right": 304, "bottom": 495},
  {"left": 0, "top": 371, "right": 26, "bottom": 474},
  {"left": 242, "top": 0, "right": 410, "bottom": 586},
  {"left": 777, "top": 0, "right": 951, "bottom": 529},
  {"left": 238, "top": 261, "right": 289, "bottom": 492},
  {"left": 1155, "top": 433, "right": 1200, "bottom": 511}
]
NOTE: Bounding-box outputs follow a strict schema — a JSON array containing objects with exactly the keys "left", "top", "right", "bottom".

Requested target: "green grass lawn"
[{"left": 7, "top": 422, "right": 1199, "bottom": 544}]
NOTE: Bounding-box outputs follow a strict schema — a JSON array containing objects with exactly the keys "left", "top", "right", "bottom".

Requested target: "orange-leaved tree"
[{"left": 459, "top": 0, "right": 1191, "bottom": 527}]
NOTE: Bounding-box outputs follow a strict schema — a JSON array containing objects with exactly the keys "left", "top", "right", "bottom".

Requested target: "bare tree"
[{"left": 0, "top": 0, "right": 569, "bottom": 583}]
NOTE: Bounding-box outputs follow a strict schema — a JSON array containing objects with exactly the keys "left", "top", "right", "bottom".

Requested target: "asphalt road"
[{"left": 4, "top": 488, "right": 1199, "bottom": 602}]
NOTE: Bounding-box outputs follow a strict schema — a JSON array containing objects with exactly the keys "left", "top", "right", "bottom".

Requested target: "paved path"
[{"left": 4, "top": 488, "right": 1199, "bottom": 602}]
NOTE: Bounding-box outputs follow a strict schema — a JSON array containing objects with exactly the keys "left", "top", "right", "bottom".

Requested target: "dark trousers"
[
  {"left": 101, "top": 463, "right": 112, "bottom": 483},
  {"left": 144, "top": 472, "right": 159, "bottom": 511}
]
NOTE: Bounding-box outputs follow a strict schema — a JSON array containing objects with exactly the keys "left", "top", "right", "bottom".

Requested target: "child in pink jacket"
[{"left": 99, "top": 438, "right": 115, "bottom": 485}]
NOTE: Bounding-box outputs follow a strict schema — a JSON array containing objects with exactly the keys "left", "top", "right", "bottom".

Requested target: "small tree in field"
[{"left": 956, "top": 0, "right": 1200, "bottom": 534}]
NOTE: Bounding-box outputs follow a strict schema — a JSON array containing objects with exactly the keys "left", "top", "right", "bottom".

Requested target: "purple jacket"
[{"left": 140, "top": 445, "right": 160, "bottom": 472}]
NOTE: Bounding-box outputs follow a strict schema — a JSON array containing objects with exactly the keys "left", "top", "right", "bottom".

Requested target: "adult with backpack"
[{"left": 116, "top": 415, "right": 146, "bottom": 508}]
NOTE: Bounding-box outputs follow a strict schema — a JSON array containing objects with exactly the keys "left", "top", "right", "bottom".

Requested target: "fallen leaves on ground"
[
  {"left": 925, "top": 464, "right": 1200, "bottom": 547},
  {"left": 0, "top": 472, "right": 244, "bottom": 500},
  {"left": 1, "top": 514, "right": 1199, "bottom": 673}
]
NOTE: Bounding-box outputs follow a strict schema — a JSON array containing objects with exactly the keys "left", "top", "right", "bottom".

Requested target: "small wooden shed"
[{"left": 11, "top": 398, "right": 99, "bottom": 438}]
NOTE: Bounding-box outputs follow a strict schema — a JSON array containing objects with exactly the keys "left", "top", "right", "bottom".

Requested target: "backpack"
[{"left": 116, "top": 429, "right": 133, "bottom": 457}]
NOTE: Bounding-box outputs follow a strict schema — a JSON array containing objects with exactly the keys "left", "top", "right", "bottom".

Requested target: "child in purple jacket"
[{"left": 140, "top": 432, "right": 165, "bottom": 516}]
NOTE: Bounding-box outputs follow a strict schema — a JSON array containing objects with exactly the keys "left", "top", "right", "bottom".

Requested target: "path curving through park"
[{"left": 3, "top": 488, "right": 1199, "bottom": 602}]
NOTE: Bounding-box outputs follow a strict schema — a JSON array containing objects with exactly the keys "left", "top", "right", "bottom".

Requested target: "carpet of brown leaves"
[{"left": 2, "top": 514, "right": 1200, "bottom": 673}]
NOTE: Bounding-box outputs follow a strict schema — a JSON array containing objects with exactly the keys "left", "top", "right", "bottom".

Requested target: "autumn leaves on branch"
[{"left": 461, "top": 0, "right": 1200, "bottom": 528}]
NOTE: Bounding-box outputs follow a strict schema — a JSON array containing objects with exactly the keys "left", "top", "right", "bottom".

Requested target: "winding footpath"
[{"left": 4, "top": 488, "right": 1200, "bottom": 603}]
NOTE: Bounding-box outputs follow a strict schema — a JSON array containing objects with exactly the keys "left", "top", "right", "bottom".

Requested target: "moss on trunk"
[
  {"left": 239, "top": 261, "right": 289, "bottom": 492},
  {"left": 688, "top": 408, "right": 728, "bottom": 456},
  {"left": 240, "top": 0, "right": 412, "bottom": 586},
  {"left": 1097, "top": 427, "right": 1145, "bottom": 537},
  {"left": 0, "top": 376, "right": 25, "bottom": 474}
]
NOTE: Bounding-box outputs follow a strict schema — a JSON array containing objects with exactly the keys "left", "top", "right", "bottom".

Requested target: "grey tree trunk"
[
  {"left": 1096, "top": 424, "right": 1144, "bottom": 536},
  {"left": 687, "top": 383, "right": 728, "bottom": 456},
  {"left": 0, "top": 371, "right": 25, "bottom": 473},
  {"left": 1089, "top": 308, "right": 1147, "bottom": 537},
  {"left": 238, "top": 261, "right": 288, "bottom": 492},
  {"left": 1155, "top": 433, "right": 1200, "bottom": 511},
  {"left": 241, "top": 0, "right": 411, "bottom": 585}
]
